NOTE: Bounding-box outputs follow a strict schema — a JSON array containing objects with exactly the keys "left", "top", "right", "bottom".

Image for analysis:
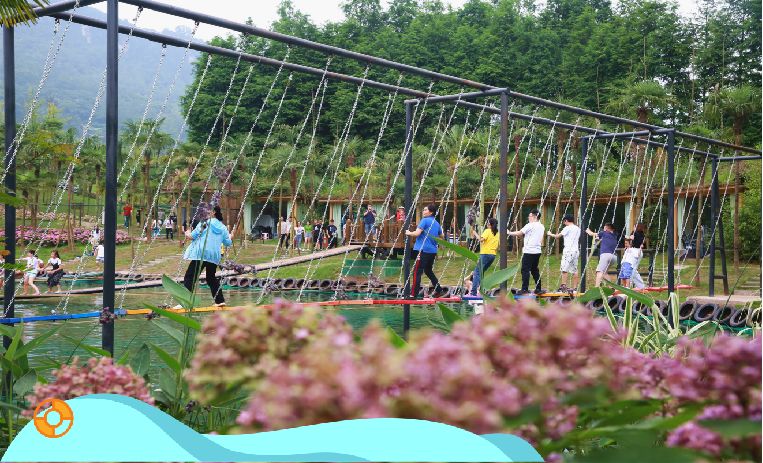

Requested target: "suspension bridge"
[{"left": 0, "top": 0, "right": 757, "bottom": 355}]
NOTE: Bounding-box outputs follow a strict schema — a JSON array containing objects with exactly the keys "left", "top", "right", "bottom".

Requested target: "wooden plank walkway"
[{"left": 4, "top": 245, "right": 363, "bottom": 300}]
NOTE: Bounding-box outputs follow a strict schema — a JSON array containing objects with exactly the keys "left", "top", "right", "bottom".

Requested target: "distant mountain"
[{"left": 0, "top": 6, "right": 198, "bottom": 138}]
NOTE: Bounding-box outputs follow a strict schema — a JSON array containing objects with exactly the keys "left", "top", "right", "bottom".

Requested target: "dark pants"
[
  {"left": 521, "top": 253, "right": 542, "bottom": 292},
  {"left": 183, "top": 260, "right": 224, "bottom": 304},
  {"left": 327, "top": 235, "right": 336, "bottom": 248},
  {"left": 279, "top": 233, "right": 290, "bottom": 249},
  {"left": 411, "top": 251, "right": 441, "bottom": 298},
  {"left": 165, "top": 228, "right": 174, "bottom": 240},
  {"left": 313, "top": 233, "right": 321, "bottom": 250}
]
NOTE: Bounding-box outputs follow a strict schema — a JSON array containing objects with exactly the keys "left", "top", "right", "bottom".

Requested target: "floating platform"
[{"left": 2, "top": 245, "right": 363, "bottom": 300}]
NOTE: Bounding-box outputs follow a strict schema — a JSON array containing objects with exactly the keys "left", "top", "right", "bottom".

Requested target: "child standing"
[
  {"left": 22, "top": 250, "right": 41, "bottom": 296},
  {"left": 547, "top": 214, "right": 581, "bottom": 292},
  {"left": 618, "top": 239, "right": 640, "bottom": 288}
]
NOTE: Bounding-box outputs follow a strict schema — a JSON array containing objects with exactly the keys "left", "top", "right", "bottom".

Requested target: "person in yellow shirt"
[{"left": 469, "top": 217, "right": 499, "bottom": 296}]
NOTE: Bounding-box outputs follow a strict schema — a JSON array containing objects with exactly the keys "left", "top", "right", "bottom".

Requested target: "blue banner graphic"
[{"left": 5, "top": 394, "right": 543, "bottom": 462}]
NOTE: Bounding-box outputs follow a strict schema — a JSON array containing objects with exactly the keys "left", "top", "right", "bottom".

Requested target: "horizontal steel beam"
[
  {"left": 588, "top": 130, "right": 652, "bottom": 140},
  {"left": 32, "top": 0, "right": 104, "bottom": 17},
  {"left": 715, "top": 155, "right": 762, "bottom": 162},
  {"left": 404, "top": 87, "right": 508, "bottom": 104},
  {"left": 508, "top": 91, "right": 759, "bottom": 154}
]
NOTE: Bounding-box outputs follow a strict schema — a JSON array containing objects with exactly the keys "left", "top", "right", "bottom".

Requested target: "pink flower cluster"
[
  {"left": 25, "top": 357, "right": 153, "bottom": 415},
  {"left": 0, "top": 226, "right": 130, "bottom": 246},
  {"left": 186, "top": 300, "right": 351, "bottom": 404},
  {"left": 189, "top": 298, "right": 761, "bottom": 460},
  {"left": 664, "top": 335, "right": 762, "bottom": 458}
]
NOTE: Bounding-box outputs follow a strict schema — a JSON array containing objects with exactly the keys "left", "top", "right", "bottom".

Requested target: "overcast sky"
[{"left": 92, "top": 0, "right": 701, "bottom": 41}]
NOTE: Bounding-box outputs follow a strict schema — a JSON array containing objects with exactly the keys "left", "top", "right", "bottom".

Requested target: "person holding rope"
[
  {"left": 509, "top": 209, "right": 545, "bottom": 295},
  {"left": 180, "top": 205, "right": 232, "bottom": 308},
  {"left": 547, "top": 214, "right": 580, "bottom": 292},
  {"left": 586, "top": 223, "right": 618, "bottom": 287},
  {"left": 469, "top": 217, "right": 499, "bottom": 297},
  {"left": 405, "top": 203, "right": 446, "bottom": 299}
]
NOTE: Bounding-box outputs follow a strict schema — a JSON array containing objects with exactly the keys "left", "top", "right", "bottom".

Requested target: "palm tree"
[
  {"left": 705, "top": 85, "right": 761, "bottom": 266},
  {"left": 607, "top": 80, "right": 672, "bottom": 124},
  {"left": 1, "top": 0, "right": 47, "bottom": 27}
]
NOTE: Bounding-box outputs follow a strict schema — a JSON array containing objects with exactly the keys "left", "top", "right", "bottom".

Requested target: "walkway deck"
[{"left": 4, "top": 245, "right": 363, "bottom": 300}]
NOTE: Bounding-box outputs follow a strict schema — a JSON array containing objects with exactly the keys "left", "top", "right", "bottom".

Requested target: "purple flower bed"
[
  {"left": 188, "top": 299, "right": 761, "bottom": 461},
  {"left": 0, "top": 226, "right": 129, "bottom": 246}
]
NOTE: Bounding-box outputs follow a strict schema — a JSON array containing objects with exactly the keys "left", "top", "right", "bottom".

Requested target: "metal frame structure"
[{"left": 2, "top": 0, "right": 760, "bottom": 347}]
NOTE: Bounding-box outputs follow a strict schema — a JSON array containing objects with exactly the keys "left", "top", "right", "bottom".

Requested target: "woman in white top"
[
  {"left": 45, "top": 250, "right": 64, "bottom": 293},
  {"left": 22, "top": 250, "right": 41, "bottom": 296},
  {"left": 294, "top": 221, "right": 305, "bottom": 255}
]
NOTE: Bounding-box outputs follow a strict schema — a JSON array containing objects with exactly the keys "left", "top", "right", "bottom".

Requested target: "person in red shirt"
[{"left": 123, "top": 203, "right": 132, "bottom": 228}]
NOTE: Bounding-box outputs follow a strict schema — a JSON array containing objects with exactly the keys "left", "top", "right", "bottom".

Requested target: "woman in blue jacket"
[{"left": 181, "top": 205, "right": 232, "bottom": 307}]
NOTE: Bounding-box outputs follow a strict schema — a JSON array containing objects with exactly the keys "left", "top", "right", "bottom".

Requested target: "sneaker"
[
  {"left": 214, "top": 302, "right": 226, "bottom": 308},
  {"left": 432, "top": 289, "right": 448, "bottom": 299},
  {"left": 171, "top": 304, "right": 183, "bottom": 310},
  {"left": 534, "top": 288, "right": 545, "bottom": 296},
  {"left": 517, "top": 290, "right": 531, "bottom": 296},
  {"left": 557, "top": 284, "right": 569, "bottom": 293}
]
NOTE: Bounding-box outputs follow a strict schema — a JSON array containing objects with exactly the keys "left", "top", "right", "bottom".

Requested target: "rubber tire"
[
  {"left": 728, "top": 308, "right": 749, "bottom": 328},
  {"left": 678, "top": 301, "right": 697, "bottom": 321},
  {"left": 693, "top": 303, "right": 719, "bottom": 322},
  {"left": 714, "top": 305, "right": 735, "bottom": 325},
  {"left": 318, "top": 280, "right": 332, "bottom": 290}
]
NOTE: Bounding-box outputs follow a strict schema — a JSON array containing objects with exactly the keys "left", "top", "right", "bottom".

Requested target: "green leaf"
[
  {"left": 438, "top": 302, "right": 464, "bottom": 328},
  {"left": 602, "top": 280, "right": 656, "bottom": 310},
  {"left": 386, "top": 326, "right": 407, "bottom": 348},
  {"left": 577, "top": 286, "right": 614, "bottom": 303},
  {"left": 480, "top": 264, "right": 520, "bottom": 291},
  {"left": 502, "top": 404, "right": 540, "bottom": 428},
  {"left": 60, "top": 335, "right": 111, "bottom": 357},
  {"left": 14, "top": 325, "right": 61, "bottom": 360},
  {"left": 149, "top": 343, "right": 180, "bottom": 374},
  {"left": 128, "top": 344, "right": 151, "bottom": 377},
  {"left": 146, "top": 304, "right": 201, "bottom": 332},
  {"left": 632, "top": 403, "right": 704, "bottom": 431},
  {"left": 434, "top": 237, "right": 478, "bottom": 262},
  {"left": 116, "top": 350, "right": 130, "bottom": 365},
  {"left": 569, "top": 446, "right": 702, "bottom": 463},
  {"left": 153, "top": 319, "right": 186, "bottom": 346},
  {"left": 13, "top": 369, "right": 37, "bottom": 396},
  {"left": 157, "top": 368, "right": 178, "bottom": 399},
  {"left": 699, "top": 419, "right": 762, "bottom": 438},
  {"left": 161, "top": 275, "right": 199, "bottom": 310},
  {"left": 0, "top": 323, "right": 18, "bottom": 339},
  {"left": 595, "top": 400, "right": 663, "bottom": 427},
  {"left": 5, "top": 324, "right": 23, "bottom": 361},
  {"left": 0, "top": 190, "right": 25, "bottom": 207}
]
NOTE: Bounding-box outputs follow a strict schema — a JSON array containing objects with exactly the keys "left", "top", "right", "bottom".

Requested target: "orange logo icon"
[{"left": 33, "top": 398, "right": 73, "bottom": 438}]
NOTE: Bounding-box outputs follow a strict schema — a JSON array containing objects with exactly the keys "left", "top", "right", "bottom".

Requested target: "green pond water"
[{"left": 12, "top": 284, "right": 475, "bottom": 379}]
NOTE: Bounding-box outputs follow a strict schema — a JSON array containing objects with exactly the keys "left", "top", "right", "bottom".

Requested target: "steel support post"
[{"left": 102, "top": 0, "right": 118, "bottom": 355}]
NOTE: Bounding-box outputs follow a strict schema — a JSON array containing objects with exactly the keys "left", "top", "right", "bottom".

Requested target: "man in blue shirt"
[
  {"left": 586, "top": 222, "right": 619, "bottom": 286},
  {"left": 405, "top": 203, "right": 446, "bottom": 299}
]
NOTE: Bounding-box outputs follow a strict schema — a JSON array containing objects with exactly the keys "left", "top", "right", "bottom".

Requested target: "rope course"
[{"left": 5, "top": 7, "right": 145, "bottom": 314}]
